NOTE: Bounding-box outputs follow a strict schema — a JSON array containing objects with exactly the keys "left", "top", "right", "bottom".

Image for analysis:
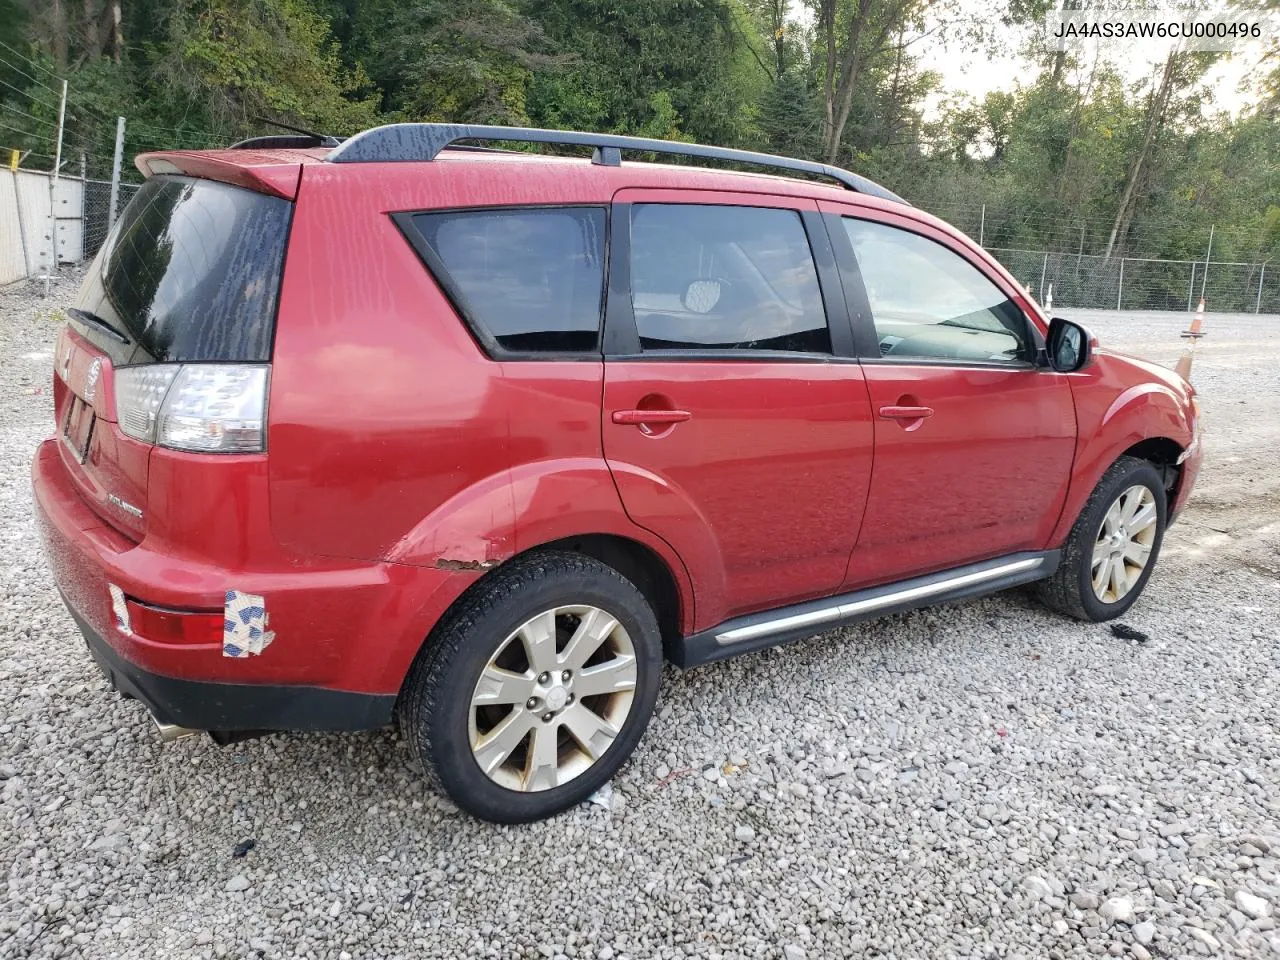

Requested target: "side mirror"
[{"left": 1045, "top": 317, "right": 1092, "bottom": 373}]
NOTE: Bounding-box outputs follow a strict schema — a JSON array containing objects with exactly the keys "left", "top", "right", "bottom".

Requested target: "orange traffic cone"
[
  {"left": 1174, "top": 347, "right": 1194, "bottom": 381},
  {"left": 1182, "top": 298, "right": 1206, "bottom": 339},
  {"left": 1174, "top": 298, "right": 1206, "bottom": 380}
]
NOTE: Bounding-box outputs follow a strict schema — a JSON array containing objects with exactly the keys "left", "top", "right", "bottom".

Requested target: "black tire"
[
  {"left": 1036, "top": 455, "right": 1168, "bottom": 622},
  {"left": 399, "top": 551, "right": 662, "bottom": 823}
]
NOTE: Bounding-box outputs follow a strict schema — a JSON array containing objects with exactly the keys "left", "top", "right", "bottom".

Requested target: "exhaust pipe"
[{"left": 153, "top": 719, "right": 202, "bottom": 742}]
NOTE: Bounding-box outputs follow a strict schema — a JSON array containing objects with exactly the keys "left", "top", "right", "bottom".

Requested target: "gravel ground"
[{"left": 2, "top": 274, "right": 1278, "bottom": 960}]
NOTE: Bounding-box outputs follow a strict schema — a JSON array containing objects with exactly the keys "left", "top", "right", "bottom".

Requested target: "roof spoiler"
[
  {"left": 135, "top": 152, "right": 304, "bottom": 200},
  {"left": 326, "top": 123, "right": 906, "bottom": 204},
  {"left": 229, "top": 134, "right": 342, "bottom": 150}
]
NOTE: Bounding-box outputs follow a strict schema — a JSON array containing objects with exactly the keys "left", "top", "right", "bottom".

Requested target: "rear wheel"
[
  {"left": 400, "top": 551, "right": 662, "bottom": 822},
  {"left": 1037, "top": 456, "right": 1168, "bottom": 622}
]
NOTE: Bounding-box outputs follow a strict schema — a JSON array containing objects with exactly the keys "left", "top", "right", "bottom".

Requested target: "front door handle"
[
  {"left": 878, "top": 405, "right": 934, "bottom": 421},
  {"left": 612, "top": 409, "right": 693, "bottom": 426}
]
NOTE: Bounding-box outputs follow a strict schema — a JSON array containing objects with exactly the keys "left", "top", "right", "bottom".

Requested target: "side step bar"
[{"left": 669, "top": 551, "right": 1058, "bottom": 668}]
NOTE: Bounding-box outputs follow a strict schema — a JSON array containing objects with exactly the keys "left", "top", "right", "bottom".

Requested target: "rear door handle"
[
  {"left": 612, "top": 409, "right": 693, "bottom": 425},
  {"left": 878, "top": 405, "right": 934, "bottom": 421}
]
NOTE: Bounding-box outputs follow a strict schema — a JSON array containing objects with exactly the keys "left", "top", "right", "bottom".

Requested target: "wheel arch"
[
  {"left": 390, "top": 531, "right": 691, "bottom": 707},
  {"left": 1121, "top": 436, "right": 1185, "bottom": 503},
  {"left": 536, "top": 534, "right": 684, "bottom": 654},
  {"left": 1051, "top": 431, "right": 1187, "bottom": 547}
]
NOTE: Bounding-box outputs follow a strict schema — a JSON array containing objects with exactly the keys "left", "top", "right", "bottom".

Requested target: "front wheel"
[
  {"left": 399, "top": 551, "right": 662, "bottom": 823},
  {"left": 1036, "top": 456, "right": 1168, "bottom": 622}
]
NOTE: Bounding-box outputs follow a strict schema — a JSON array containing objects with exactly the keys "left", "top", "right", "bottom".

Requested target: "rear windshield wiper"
[{"left": 67, "top": 307, "right": 131, "bottom": 345}]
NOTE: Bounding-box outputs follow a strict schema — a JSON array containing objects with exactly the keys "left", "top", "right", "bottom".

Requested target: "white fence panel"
[
  {"left": 55, "top": 175, "right": 84, "bottom": 263},
  {"left": 0, "top": 168, "right": 86, "bottom": 285},
  {"left": 14, "top": 171, "right": 53, "bottom": 277},
  {"left": 0, "top": 171, "right": 26, "bottom": 285}
]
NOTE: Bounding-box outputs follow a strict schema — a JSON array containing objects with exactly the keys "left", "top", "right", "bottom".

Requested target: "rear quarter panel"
[
  {"left": 267, "top": 162, "right": 697, "bottom": 632},
  {"left": 268, "top": 174, "right": 513, "bottom": 565}
]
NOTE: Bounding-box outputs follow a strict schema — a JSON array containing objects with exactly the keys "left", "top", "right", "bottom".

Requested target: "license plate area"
[{"left": 61, "top": 395, "right": 95, "bottom": 464}]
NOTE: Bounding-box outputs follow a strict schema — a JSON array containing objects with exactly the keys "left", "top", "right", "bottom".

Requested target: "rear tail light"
[
  {"left": 123, "top": 597, "right": 224, "bottom": 646},
  {"left": 115, "top": 366, "right": 179, "bottom": 440},
  {"left": 115, "top": 364, "right": 269, "bottom": 453}
]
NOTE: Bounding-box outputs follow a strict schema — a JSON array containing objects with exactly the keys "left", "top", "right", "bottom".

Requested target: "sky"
[
  {"left": 786, "top": 1, "right": 1267, "bottom": 120},
  {"left": 920, "top": 19, "right": 1265, "bottom": 120}
]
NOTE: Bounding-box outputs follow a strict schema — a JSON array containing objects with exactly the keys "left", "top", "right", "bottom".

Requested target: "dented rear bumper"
[
  {"left": 67, "top": 598, "right": 393, "bottom": 731},
  {"left": 31, "top": 438, "right": 465, "bottom": 730}
]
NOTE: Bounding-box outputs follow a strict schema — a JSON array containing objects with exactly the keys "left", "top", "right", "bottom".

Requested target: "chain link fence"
[
  {"left": 990, "top": 247, "right": 1278, "bottom": 314},
  {"left": 7, "top": 146, "right": 1280, "bottom": 316},
  {"left": 82, "top": 176, "right": 140, "bottom": 258}
]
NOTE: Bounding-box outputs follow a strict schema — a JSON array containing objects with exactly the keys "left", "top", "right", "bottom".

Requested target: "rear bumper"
[
  {"left": 68, "top": 596, "right": 393, "bottom": 730},
  {"left": 32, "top": 437, "right": 467, "bottom": 731}
]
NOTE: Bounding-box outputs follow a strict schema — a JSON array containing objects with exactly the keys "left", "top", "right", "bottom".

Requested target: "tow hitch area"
[
  {"left": 153, "top": 719, "right": 202, "bottom": 742},
  {"left": 151, "top": 719, "right": 267, "bottom": 745}
]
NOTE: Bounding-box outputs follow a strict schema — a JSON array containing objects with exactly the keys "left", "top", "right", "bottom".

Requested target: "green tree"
[
  {"left": 523, "top": 0, "right": 766, "bottom": 146},
  {"left": 758, "top": 69, "right": 822, "bottom": 158},
  {"left": 347, "top": 0, "right": 558, "bottom": 124},
  {"left": 156, "top": 0, "right": 380, "bottom": 133}
]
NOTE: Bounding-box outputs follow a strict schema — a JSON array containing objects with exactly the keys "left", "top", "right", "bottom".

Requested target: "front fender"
[{"left": 1049, "top": 355, "right": 1193, "bottom": 546}]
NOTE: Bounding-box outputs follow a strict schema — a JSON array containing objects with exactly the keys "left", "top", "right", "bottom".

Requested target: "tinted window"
[
  {"left": 630, "top": 204, "right": 830, "bottom": 353},
  {"left": 843, "top": 218, "right": 1031, "bottom": 364},
  {"left": 73, "top": 176, "right": 291, "bottom": 365},
  {"left": 410, "top": 208, "right": 606, "bottom": 354}
]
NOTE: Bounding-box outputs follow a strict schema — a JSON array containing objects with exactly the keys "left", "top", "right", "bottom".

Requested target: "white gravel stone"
[
  {"left": 1133, "top": 921, "right": 1155, "bottom": 945},
  {"left": 734, "top": 824, "right": 756, "bottom": 842},
  {"left": 1071, "top": 891, "right": 1101, "bottom": 911},
  {"left": 2, "top": 282, "right": 1279, "bottom": 958},
  {"left": 1189, "top": 928, "right": 1221, "bottom": 950},
  {"left": 1022, "top": 876, "right": 1053, "bottom": 900},
  {"left": 1236, "top": 890, "right": 1271, "bottom": 919},
  {"left": 1099, "top": 897, "right": 1135, "bottom": 924}
]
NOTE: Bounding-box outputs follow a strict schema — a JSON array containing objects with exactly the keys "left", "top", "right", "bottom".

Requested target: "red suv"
[{"left": 33, "top": 124, "right": 1202, "bottom": 822}]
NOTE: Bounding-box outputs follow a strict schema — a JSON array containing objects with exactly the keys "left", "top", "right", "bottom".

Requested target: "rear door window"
[
  {"left": 628, "top": 204, "right": 830, "bottom": 353},
  {"left": 404, "top": 207, "right": 607, "bottom": 355},
  {"left": 72, "top": 175, "right": 292, "bottom": 366}
]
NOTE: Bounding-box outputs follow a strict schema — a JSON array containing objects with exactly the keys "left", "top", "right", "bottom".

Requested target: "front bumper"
[{"left": 1171, "top": 418, "right": 1204, "bottom": 520}]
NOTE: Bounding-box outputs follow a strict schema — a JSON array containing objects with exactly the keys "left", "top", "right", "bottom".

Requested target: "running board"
[{"left": 669, "top": 551, "right": 1059, "bottom": 668}]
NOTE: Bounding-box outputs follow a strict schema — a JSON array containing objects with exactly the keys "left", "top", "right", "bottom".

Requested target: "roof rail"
[{"left": 326, "top": 123, "right": 906, "bottom": 204}]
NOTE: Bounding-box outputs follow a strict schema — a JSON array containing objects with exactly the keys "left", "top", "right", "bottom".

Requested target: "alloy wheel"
[
  {"left": 468, "top": 606, "right": 638, "bottom": 792},
  {"left": 1091, "top": 484, "right": 1158, "bottom": 604}
]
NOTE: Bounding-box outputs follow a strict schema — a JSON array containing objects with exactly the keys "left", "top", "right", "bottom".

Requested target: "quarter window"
[
  {"left": 842, "top": 218, "right": 1031, "bottom": 364},
  {"left": 629, "top": 204, "right": 830, "bottom": 353},
  {"left": 409, "top": 207, "right": 606, "bottom": 354}
]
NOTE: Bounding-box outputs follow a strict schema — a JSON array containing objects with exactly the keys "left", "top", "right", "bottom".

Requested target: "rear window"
[
  {"left": 403, "top": 207, "right": 606, "bottom": 356},
  {"left": 71, "top": 176, "right": 292, "bottom": 364}
]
